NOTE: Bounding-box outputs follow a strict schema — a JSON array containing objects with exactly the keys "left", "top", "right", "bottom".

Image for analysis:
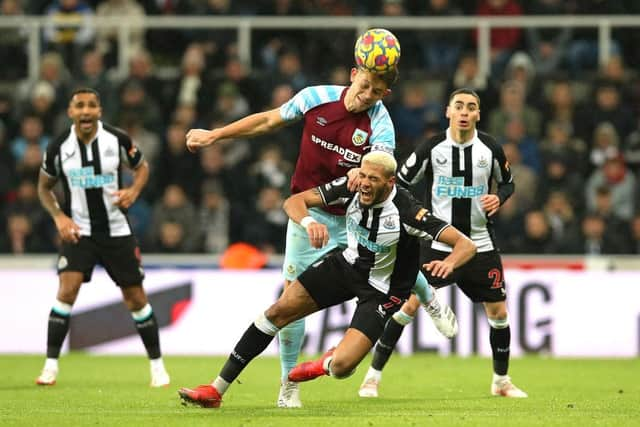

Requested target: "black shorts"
[
  {"left": 420, "top": 247, "right": 506, "bottom": 303},
  {"left": 297, "top": 253, "right": 408, "bottom": 343},
  {"left": 58, "top": 234, "right": 144, "bottom": 287}
]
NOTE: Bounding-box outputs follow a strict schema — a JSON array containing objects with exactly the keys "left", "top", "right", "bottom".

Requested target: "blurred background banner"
[{"left": 2, "top": 261, "right": 638, "bottom": 357}]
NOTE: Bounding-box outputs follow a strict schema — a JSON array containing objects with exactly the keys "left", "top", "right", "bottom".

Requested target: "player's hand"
[
  {"left": 186, "top": 129, "right": 215, "bottom": 153},
  {"left": 306, "top": 222, "right": 330, "bottom": 249},
  {"left": 54, "top": 214, "right": 81, "bottom": 244},
  {"left": 423, "top": 260, "right": 454, "bottom": 279},
  {"left": 112, "top": 188, "right": 139, "bottom": 209},
  {"left": 480, "top": 194, "right": 501, "bottom": 217},
  {"left": 346, "top": 167, "right": 361, "bottom": 192}
]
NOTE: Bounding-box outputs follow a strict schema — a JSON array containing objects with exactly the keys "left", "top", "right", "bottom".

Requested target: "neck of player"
[{"left": 451, "top": 128, "right": 474, "bottom": 144}]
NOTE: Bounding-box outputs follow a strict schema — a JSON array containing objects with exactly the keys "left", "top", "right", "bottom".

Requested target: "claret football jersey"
[{"left": 280, "top": 85, "right": 395, "bottom": 215}]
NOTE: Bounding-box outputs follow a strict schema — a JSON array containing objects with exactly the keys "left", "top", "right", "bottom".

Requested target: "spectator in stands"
[
  {"left": 76, "top": 50, "right": 116, "bottom": 117},
  {"left": 488, "top": 80, "right": 542, "bottom": 139},
  {"left": 43, "top": 0, "right": 95, "bottom": 73},
  {"left": 10, "top": 115, "right": 50, "bottom": 163},
  {"left": 474, "top": 0, "right": 524, "bottom": 76},
  {"left": 501, "top": 141, "right": 537, "bottom": 212},
  {"left": 198, "top": 179, "right": 230, "bottom": 254},
  {"left": 215, "top": 56, "right": 265, "bottom": 113},
  {"left": 19, "top": 80, "right": 68, "bottom": 137},
  {"left": 120, "top": 50, "right": 168, "bottom": 116},
  {"left": 588, "top": 121, "right": 620, "bottom": 173},
  {"left": 417, "top": 0, "right": 464, "bottom": 74},
  {"left": 541, "top": 190, "right": 581, "bottom": 249},
  {"left": 536, "top": 154, "right": 584, "bottom": 212},
  {"left": 0, "top": 0, "right": 28, "bottom": 81},
  {"left": 147, "top": 184, "right": 200, "bottom": 253},
  {"left": 539, "top": 120, "right": 588, "bottom": 177},
  {"left": 541, "top": 79, "right": 582, "bottom": 139},
  {"left": 0, "top": 179, "right": 53, "bottom": 253},
  {"left": 152, "top": 120, "right": 202, "bottom": 202},
  {"left": 492, "top": 196, "right": 525, "bottom": 253},
  {"left": 503, "top": 52, "right": 544, "bottom": 109},
  {"left": 18, "top": 52, "right": 71, "bottom": 116},
  {"left": 512, "top": 210, "right": 563, "bottom": 254},
  {"left": 0, "top": 121, "right": 15, "bottom": 209},
  {"left": 391, "top": 80, "right": 443, "bottom": 160},
  {"left": 261, "top": 47, "right": 309, "bottom": 93},
  {"left": 623, "top": 116, "right": 640, "bottom": 174},
  {"left": 95, "top": 0, "right": 146, "bottom": 69},
  {"left": 211, "top": 82, "right": 251, "bottom": 123},
  {"left": 524, "top": 0, "right": 573, "bottom": 76},
  {"left": 574, "top": 213, "right": 630, "bottom": 255},
  {"left": 585, "top": 156, "right": 636, "bottom": 221},
  {"left": 114, "top": 79, "right": 162, "bottom": 131},
  {"left": 579, "top": 81, "right": 635, "bottom": 143},
  {"left": 242, "top": 186, "right": 288, "bottom": 254},
  {"left": 564, "top": 0, "right": 624, "bottom": 77},
  {"left": 247, "top": 145, "right": 293, "bottom": 195},
  {"left": 500, "top": 117, "right": 541, "bottom": 174},
  {"left": 445, "top": 52, "right": 498, "bottom": 112},
  {"left": 167, "top": 43, "right": 214, "bottom": 118}
]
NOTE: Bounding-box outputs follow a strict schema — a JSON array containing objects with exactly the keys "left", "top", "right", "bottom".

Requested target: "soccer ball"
[{"left": 354, "top": 28, "right": 401, "bottom": 73}]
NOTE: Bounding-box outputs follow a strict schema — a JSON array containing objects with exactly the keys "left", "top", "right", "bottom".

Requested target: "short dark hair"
[
  {"left": 448, "top": 88, "right": 481, "bottom": 108},
  {"left": 357, "top": 66, "right": 399, "bottom": 88},
  {"left": 70, "top": 87, "right": 101, "bottom": 104}
]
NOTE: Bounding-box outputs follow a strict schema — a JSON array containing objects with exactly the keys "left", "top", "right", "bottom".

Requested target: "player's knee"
[
  {"left": 264, "top": 303, "right": 294, "bottom": 328},
  {"left": 328, "top": 357, "right": 356, "bottom": 379},
  {"left": 487, "top": 314, "right": 509, "bottom": 329}
]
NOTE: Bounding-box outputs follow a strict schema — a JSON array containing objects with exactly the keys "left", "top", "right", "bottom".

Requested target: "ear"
[
  {"left": 477, "top": 110, "right": 480, "bottom": 123},
  {"left": 350, "top": 67, "right": 358, "bottom": 82},
  {"left": 382, "top": 88, "right": 392, "bottom": 98},
  {"left": 445, "top": 105, "right": 451, "bottom": 120}
]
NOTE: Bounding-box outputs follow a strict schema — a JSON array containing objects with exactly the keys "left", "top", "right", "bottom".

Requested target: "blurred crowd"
[{"left": 1, "top": 0, "right": 640, "bottom": 255}]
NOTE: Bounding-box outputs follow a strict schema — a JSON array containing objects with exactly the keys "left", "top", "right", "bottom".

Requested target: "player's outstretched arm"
[
  {"left": 186, "top": 108, "right": 287, "bottom": 152},
  {"left": 424, "top": 227, "right": 476, "bottom": 278},
  {"left": 283, "top": 189, "right": 329, "bottom": 249}
]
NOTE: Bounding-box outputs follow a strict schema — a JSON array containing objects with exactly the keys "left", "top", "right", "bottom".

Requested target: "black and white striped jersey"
[
  {"left": 41, "top": 121, "right": 144, "bottom": 237},
  {"left": 398, "top": 129, "right": 514, "bottom": 253},
  {"left": 317, "top": 177, "right": 450, "bottom": 295}
]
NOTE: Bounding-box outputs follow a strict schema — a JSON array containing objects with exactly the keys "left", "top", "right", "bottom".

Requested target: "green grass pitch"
[{"left": 1, "top": 353, "right": 638, "bottom": 426}]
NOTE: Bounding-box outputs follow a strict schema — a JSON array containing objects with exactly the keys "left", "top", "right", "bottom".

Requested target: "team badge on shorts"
[
  {"left": 352, "top": 128, "right": 368, "bottom": 146},
  {"left": 58, "top": 256, "right": 68, "bottom": 269}
]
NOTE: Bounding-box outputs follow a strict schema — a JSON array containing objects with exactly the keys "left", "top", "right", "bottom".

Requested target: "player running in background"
[
  {"left": 184, "top": 30, "right": 455, "bottom": 408},
  {"left": 36, "top": 88, "right": 170, "bottom": 387},
  {"left": 358, "top": 88, "right": 528, "bottom": 398},
  {"left": 177, "top": 151, "right": 475, "bottom": 409}
]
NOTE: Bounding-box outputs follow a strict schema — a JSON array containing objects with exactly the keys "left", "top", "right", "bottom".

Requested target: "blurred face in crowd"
[
  {"left": 344, "top": 68, "right": 391, "bottom": 113},
  {"left": 524, "top": 211, "right": 550, "bottom": 239},
  {"left": 68, "top": 91, "right": 101, "bottom": 142}
]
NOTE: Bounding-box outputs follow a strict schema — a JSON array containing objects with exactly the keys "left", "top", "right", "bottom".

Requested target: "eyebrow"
[{"left": 453, "top": 100, "right": 478, "bottom": 107}]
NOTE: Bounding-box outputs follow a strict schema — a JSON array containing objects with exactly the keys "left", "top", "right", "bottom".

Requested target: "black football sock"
[
  {"left": 46, "top": 309, "right": 70, "bottom": 358},
  {"left": 371, "top": 317, "right": 405, "bottom": 371},
  {"left": 490, "top": 326, "right": 511, "bottom": 375},
  {"left": 134, "top": 310, "right": 162, "bottom": 359},
  {"left": 220, "top": 323, "right": 275, "bottom": 383}
]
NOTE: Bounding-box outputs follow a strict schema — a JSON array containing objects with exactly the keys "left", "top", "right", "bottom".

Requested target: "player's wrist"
[{"left": 300, "top": 216, "right": 317, "bottom": 230}]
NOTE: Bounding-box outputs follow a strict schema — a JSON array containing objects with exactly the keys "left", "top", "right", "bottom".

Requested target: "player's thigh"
[
  {"left": 58, "top": 237, "right": 99, "bottom": 284},
  {"left": 456, "top": 251, "right": 507, "bottom": 303},
  {"left": 98, "top": 235, "right": 145, "bottom": 288},
  {"left": 282, "top": 211, "right": 346, "bottom": 282},
  {"left": 350, "top": 289, "right": 408, "bottom": 345},
  {"left": 296, "top": 254, "right": 357, "bottom": 311}
]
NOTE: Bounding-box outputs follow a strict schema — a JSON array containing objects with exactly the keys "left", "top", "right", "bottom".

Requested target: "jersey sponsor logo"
[
  {"left": 435, "top": 176, "right": 486, "bottom": 198},
  {"left": 352, "top": 128, "right": 368, "bottom": 146},
  {"left": 316, "top": 116, "right": 327, "bottom": 126},
  {"left": 69, "top": 166, "right": 115, "bottom": 189},
  {"left": 347, "top": 217, "right": 391, "bottom": 253},
  {"left": 415, "top": 208, "right": 429, "bottom": 221},
  {"left": 311, "top": 134, "right": 362, "bottom": 163}
]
